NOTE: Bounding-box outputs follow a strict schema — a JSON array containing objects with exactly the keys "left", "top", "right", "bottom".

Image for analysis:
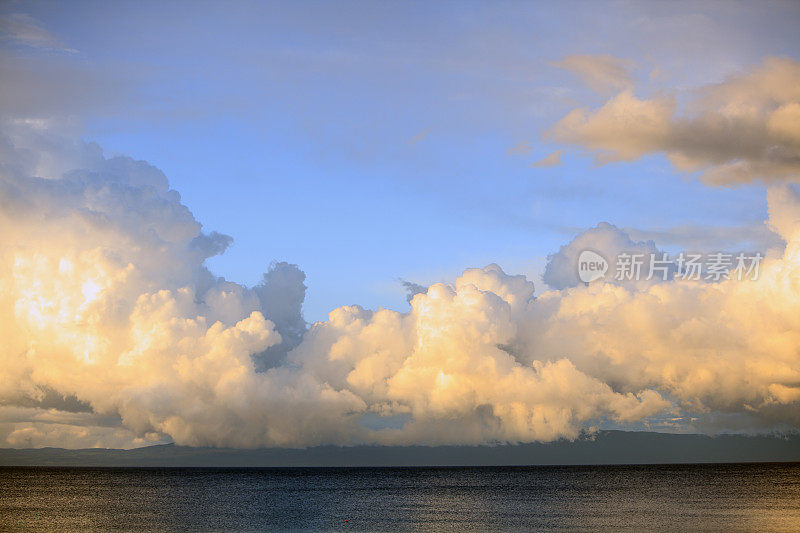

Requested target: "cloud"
[
  {"left": 288, "top": 264, "right": 670, "bottom": 445},
  {"left": 543, "top": 222, "right": 662, "bottom": 289},
  {"left": 552, "top": 54, "right": 635, "bottom": 94},
  {"left": 1, "top": 118, "right": 799, "bottom": 448},
  {"left": 0, "top": 122, "right": 323, "bottom": 447},
  {"left": 525, "top": 185, "right": 800, "bottom": 434},
  {"left": 623, "top": 223, "right": 784, "bottom": 254},
  {"left": 531, "top": 150, "right": 561, "bottom": 168},
  {"left": 0, "top": 13, "right": 76, "bottom": 53},
  {"left": 408, "top": 128, "right": 430, "bottom": 146},
  {"left": 398, "top": 279, "right": 428, "bottom": 303},
  {"left": 547, "top": 57, "right": 800, "bottom": 185},
  {"left": 507, "top": 140, "right": 533, "bottom": 156},
  {"left": 0, "top": 406, "right": 166, "bottom": 449},
  {"left": 544, "top": 220, "right": 786, "bottom": 291},
  {"left": 251, "top": 262, "right": 308, "bottom": 371}
]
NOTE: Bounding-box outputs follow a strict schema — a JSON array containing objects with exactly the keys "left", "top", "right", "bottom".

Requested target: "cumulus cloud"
[
  {"left": 287, "top": 264, "right": 670, "bottom": 445},
  {"left": 552, "top": 54, "right": 635, "bottom": 94},
  {"left": 1, "top": 114, "right": 799, "bottom": 448},
  {"left": 0, "top": 122, "right": 320, "bottom": 447},
  {"left": 547, "top": 57, "right": 800, "bottom": 185},
  {"left": 524, "top": 185, "right": 800, "bottom": 434}
]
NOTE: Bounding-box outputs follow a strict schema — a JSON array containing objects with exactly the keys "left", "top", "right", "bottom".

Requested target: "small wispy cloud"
[
  {"left": 623, "top": 223, "right": 785, "bottom": 253},
  {"left": 408, "top": 127, "right": 430, "bottom": 146},
  {"left": 506, "top": 140, "right": 533, "bottom": 156},
  {"left": 0, "top": 13, "right": 77, "bottom": 53},
  {"left": 551, "top": 54, "right": 634, "bottom": 94},
  {"left": 530, "top": 149, "right": 562, "bottom": 168}
]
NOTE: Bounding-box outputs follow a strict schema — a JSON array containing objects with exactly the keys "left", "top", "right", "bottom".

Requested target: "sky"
[
  {"left": 4, "top": 0, "right": 798, "bottom": 319},
  {"left": 1, "top": 1, "right": 799, "bottom": 449}
]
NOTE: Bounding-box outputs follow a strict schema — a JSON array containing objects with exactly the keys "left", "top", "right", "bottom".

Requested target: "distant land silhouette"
[{"left": 2, "top": 431, "right": 799, "bottom": 467}]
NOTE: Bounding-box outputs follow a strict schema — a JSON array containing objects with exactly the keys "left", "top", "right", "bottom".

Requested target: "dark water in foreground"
[{"left": 1, "top": 464, "right": 799, "bottom": 532}]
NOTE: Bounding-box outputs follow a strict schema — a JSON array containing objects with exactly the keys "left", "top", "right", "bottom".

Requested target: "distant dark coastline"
[{"left": 2, "top": 430, "right": 799, "bottom": 467}]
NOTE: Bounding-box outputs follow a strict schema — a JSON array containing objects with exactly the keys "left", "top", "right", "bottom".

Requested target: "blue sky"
[{"left": 3, "top": 0, "right": 798, "bottom": 321}]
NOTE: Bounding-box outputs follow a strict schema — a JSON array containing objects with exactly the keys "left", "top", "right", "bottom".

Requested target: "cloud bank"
[{"left": 2, "top": 61, "right": 800, "bottom": 449}]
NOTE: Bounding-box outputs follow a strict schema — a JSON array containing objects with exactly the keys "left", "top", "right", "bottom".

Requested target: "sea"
[{"left": 1, "top": 463, "right": 799, "bottom": 531}]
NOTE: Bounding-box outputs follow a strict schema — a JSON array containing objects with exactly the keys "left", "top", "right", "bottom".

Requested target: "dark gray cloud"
[
  {"left": 252, "top": 262, "right": 308, "bottom": 371},
  {"left": 399, "top": 279, "right": 428, "bottom": 303}
]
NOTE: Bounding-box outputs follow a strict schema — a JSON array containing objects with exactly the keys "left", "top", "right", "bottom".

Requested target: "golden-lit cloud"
[
  {"left": 2, "top": 58, "right": 800, "bottom": 448},
  {"left": 547, "top": 57, "right": 800, "bottom": 185}
]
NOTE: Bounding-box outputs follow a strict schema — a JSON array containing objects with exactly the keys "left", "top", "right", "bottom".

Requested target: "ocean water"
[{"left": 1, "top": 463, "right": 799, "bottom": 531}]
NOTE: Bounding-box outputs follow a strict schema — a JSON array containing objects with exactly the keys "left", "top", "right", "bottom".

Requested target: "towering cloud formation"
[
  {"left": 2, "top": 59, "right": 800, "bottom": 448},
  {"left": 0, "top": 121, "right": 316, "bottom": 447}
]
